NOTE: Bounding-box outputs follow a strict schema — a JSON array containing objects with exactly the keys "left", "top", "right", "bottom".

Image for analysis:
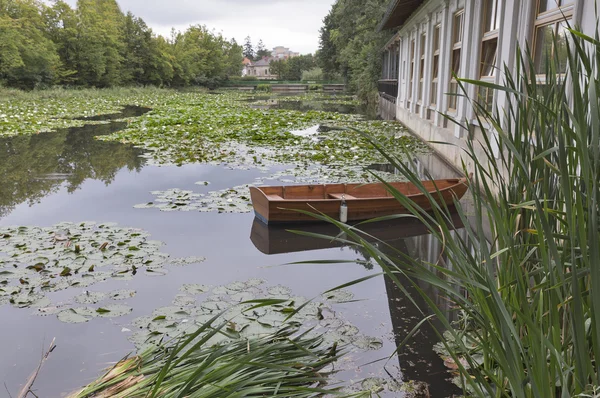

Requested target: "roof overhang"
[{"left": 378, "top": 0, "right": 426, "bottom": 31}]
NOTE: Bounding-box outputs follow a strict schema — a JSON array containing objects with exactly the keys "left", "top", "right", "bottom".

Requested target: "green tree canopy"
[
  {"left": 317, "top": 0, "right": 390, "bottom": 100},
  {"left": 0, "top": 0, "right": 243, "bottom": 89}
]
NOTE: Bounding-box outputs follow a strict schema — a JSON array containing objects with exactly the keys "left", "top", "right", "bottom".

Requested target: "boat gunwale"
[{"left": 252, "top": 178, "right": 467, "bottom": 202}]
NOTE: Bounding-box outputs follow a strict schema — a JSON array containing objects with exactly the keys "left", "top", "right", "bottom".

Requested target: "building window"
[
  {"left": 431, "top": 24, "right": 441, "bottom": 107},
  {"left": 418, "top": 33, "right": 426, "bottom": 104},
  {"left": 448, "top": 11, "right": 464, "bottom": 111},
  {"left": 533, "top": 0, "right": 573, "bottom": 75},
  {"left": 478, "top": 0, "right": 500, "bottom": 112},
  {"left": 408, "top": 39, "right": 416, "bottom": 101}
]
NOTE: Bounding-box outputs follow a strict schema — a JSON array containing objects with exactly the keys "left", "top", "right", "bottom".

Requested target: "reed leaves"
[{"left": 301, "top": 26, "right": 600, "bottom": 397}]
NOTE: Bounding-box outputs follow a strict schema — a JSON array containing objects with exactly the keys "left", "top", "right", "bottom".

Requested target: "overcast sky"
[{"left": 57, "top": 0, "right": 336, "bottom": 54}]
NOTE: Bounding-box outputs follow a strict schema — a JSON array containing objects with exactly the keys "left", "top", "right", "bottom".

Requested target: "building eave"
[{"left": 378, "top": 0, "right": 427, "bottom": 31}]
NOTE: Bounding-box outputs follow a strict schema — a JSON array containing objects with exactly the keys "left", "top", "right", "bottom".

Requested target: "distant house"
[
  {"left": 241, "top": 57, "right": 253, "bottom": 76},
  {"left": 245, "top": 58, "right": 278, "bottom": 80},
  {"left": 271, "top": 46, "right": 300, "bottom": 59}
]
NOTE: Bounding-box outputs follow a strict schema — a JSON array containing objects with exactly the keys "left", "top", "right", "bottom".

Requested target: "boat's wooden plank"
[
  {"left": 265, "top": 194, "right": 284, "bottom": 201},
  {"left": 328, "top": 193, "right": 357, "bottom": 199}
]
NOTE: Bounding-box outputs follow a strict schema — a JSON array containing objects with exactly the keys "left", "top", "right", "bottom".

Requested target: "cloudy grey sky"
[{"left": 58, "top": 0, "right": 336, "bottom": 54}]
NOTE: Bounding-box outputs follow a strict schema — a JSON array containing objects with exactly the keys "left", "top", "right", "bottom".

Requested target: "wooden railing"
[{"left": 378, "top": 79, "right": 398, "bottom": 102}]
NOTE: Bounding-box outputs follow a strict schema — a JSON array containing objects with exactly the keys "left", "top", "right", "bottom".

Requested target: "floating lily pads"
[
  {"left": 323, "top": 289, "right": 355, "bottom": 303},
  {"left": 0, "top": 222, "right": 205, "bottom": 311},
  {"left": 109, "top": 289, "right": 136, "bottom": 300},
  {"left": 180, "top": 284, "right": 211, "bottom": 295},
  {"left": 74, "top": 291, "right": 108, "bottom": 304},
  {"left": 127, "top": 279, "right": 383, "bottom": 362}
]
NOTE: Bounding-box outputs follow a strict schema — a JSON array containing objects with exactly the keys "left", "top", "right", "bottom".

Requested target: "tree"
[
  {"left": 224, "top": 38, "right": 244, "bottom": 77},
  {"left": 75, "top": 0, "right": 125, "bottom": 87},
  {"left": 270, "top": 59, "right": 288, "bottom": 80},
  {"left": 255, "top": 39, "right": 270, "bottom": 59},
  {"left": 317, "top": 0, "right": 390, "bottom": 100},
  {"left": 0, "top": 0, "right": 60, "bottom": 89},
  {"left": 44, "top": 0, "right": 78, "bottom": 84},
  {"left": 243, "top": 35, "right": 254, "bottom": 60}
]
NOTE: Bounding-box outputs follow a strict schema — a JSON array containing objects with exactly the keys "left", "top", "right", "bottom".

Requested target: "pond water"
[{"left": 0, "top": 96, "right": 462, "bottom": 397}]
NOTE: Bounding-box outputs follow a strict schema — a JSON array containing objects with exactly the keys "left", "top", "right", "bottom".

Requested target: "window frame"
[
  {"left": 408, "top": 39, "right": 416, "bottom": 102},
  {"left": 478, "top": 0, "right": 501, "bottom": 112},
  {"left": 532, "top": 0, "right": 574, "bottom": 78},
  {"left": 430, "top": 24, "right": 441, "bottom": 107},
  {"left": 418, "top": 32, "right": 427, "bottom": 104},
  {"left": 448, "top": 10, "right": 464, "bottom": 112}
]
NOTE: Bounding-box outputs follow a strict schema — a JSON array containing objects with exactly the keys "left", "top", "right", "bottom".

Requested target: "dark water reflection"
[
  {"left": 0, "top": 107, "right": 149, "bottom": 218},
  {"left": 0, "top": 104, "right": 463, "bottom": 397}
]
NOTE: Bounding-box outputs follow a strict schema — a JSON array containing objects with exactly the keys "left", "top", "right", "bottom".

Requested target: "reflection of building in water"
[{"left": 382, "top": 230, "right": 468, "bottom": 396}]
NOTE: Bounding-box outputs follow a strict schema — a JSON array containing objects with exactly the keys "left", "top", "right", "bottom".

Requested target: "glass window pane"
[
  {"left": 480, "top": 38, "right": 498, "bottom": 77},
  {"left": 538, "top": 0, "right": 560, "bottom": 13},
  {"left": 556, "top": 21, "right": 569, "bottom": 73},
  {"left": 534, "top": 24, "right": 554, "bottom": 73},
  {"left": 484, "top": 0, "right": 495, "bottom": 32},
  {"left": 453, "top": 13, "right": 464, "bottom": 45},
  {"left": 451, "top": 49, "right": 461, "bottom": 74},
  {"left": 433, "top": 25, "right": 441, "bottom": 51},
  {"left": 448, "top": 82, "right": 459, "bottom": 109},
  {"left": 432, "top": 55, "right": 439, "bottom": 78}
]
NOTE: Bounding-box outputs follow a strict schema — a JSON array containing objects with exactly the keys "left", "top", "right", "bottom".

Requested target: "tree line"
[
  {"left": 0, "top": 0, "right": 243, "bottom": 89},
  {"left": 242, "top": 37, "right": 271, "bottom": 61},
  {"left": 316, "top": 0, "right": 390, "bottom": 99}
]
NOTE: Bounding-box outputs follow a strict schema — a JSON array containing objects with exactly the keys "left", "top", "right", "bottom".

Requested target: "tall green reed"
[{"left": 309, "top": 27, "right": 600, "bottom": 397}]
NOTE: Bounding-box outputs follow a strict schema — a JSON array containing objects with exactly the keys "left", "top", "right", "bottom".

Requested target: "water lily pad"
[
  {"left": 172, "top": 295, "right": 197, "bottom": 307},
  {"left": 74, "top": 291, "right": 108, "bottom": 304},
  {"left": 323, "top": 289, "right": 355, "bottom": 303},
  {"left": 57, "top": 307, "right": 97, "bottom": 323},
  {"left": 180, "top": 284, "right": 211, "bottom": 295},
  {"left": 110, "top": 289, "right": 136, "bottom": 300},
  {"left": 267, "top": 285, "right": 292, "bottom": 297},
  {"left": 352, "top": 335, "right": 384, "bottom": 350},
  {"left": 169, "top": 256, "right": 206, "bottom": 266},
  {"left": 0, "top": 222, "right": 204, "bottom": 313},
  {"left": 95, "top": 304, "right": 133, "bottom": 318}
]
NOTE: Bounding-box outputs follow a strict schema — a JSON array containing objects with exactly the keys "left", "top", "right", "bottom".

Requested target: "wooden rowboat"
[{"left": 249, "top": 177, "right": 470, "bottom": 224}]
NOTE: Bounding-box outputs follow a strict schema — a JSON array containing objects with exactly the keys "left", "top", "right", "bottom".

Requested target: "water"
[
  {"left": 244, "top": 92, "right": 376, "bottom": 119},
  {"left": 0, "top": 101, "right": 462, "bottom": 397}
]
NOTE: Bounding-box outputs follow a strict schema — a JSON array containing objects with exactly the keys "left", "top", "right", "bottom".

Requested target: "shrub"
[
  {"left": 255, "top": 84, "right": 271, "bottom": 92},
  {"left": 302, "top": 67, "right": 323, "bottom": 81}
]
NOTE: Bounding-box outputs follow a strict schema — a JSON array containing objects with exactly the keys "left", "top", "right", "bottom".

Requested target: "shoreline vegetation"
[{"left": 0, "top": 0, "right": 243, "bottom": 90}]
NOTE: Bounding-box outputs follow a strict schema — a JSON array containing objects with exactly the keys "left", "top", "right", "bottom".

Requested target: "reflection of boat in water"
[
  {"left": 249, "top": 178, "right": 469, "bottom": 224},
  {"left": 250, "top": 213, "right": 463, "bottom": 255}
]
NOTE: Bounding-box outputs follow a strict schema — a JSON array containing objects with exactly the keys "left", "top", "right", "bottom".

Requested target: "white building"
[
  {"left": 272, "top": 46, "right": 300, "bottom": 59},
  {"left": 245, "top": 58, "right": 278, "bottom": 80},
  {"left": 378, "top": 0, "right": 588, "bottom": 168}
]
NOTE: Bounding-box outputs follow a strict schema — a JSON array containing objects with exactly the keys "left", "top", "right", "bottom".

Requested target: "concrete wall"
[{"left": 380, "top": 0, "right": 589, "bottom": 171}]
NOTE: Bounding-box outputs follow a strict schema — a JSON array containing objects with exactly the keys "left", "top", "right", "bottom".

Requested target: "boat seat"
[
  {"left": 328, "top": 193, "right": 357, "bottom": 200},
  {"left": 265, "top": 194, "right": 284, "bottom": 200}
]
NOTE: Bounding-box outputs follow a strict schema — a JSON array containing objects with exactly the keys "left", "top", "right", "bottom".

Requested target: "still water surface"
[{"left": 0, "top": 97, "right": 461, "bottom": 397}]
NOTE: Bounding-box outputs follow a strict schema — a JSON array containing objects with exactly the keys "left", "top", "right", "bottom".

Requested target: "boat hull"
[{"left": 249, "top": 178, "right": 469, "bottom": 224}]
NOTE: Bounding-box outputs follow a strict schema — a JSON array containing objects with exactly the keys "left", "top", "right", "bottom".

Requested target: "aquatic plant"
[
  {"left": 0, "top": 222, "right": 205, "bottom": 318},
  {"left": 67, "top": 324, "right": 346, "bottom": 398},
  {"left": 312, "top": 27, "right": 600, "bottom": 396},
  {"left": 0, "top": 87, "right": 171, "bottom": 137},
  {"left": 68, "top": 278, "right": 385, "bottom": 398}
]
